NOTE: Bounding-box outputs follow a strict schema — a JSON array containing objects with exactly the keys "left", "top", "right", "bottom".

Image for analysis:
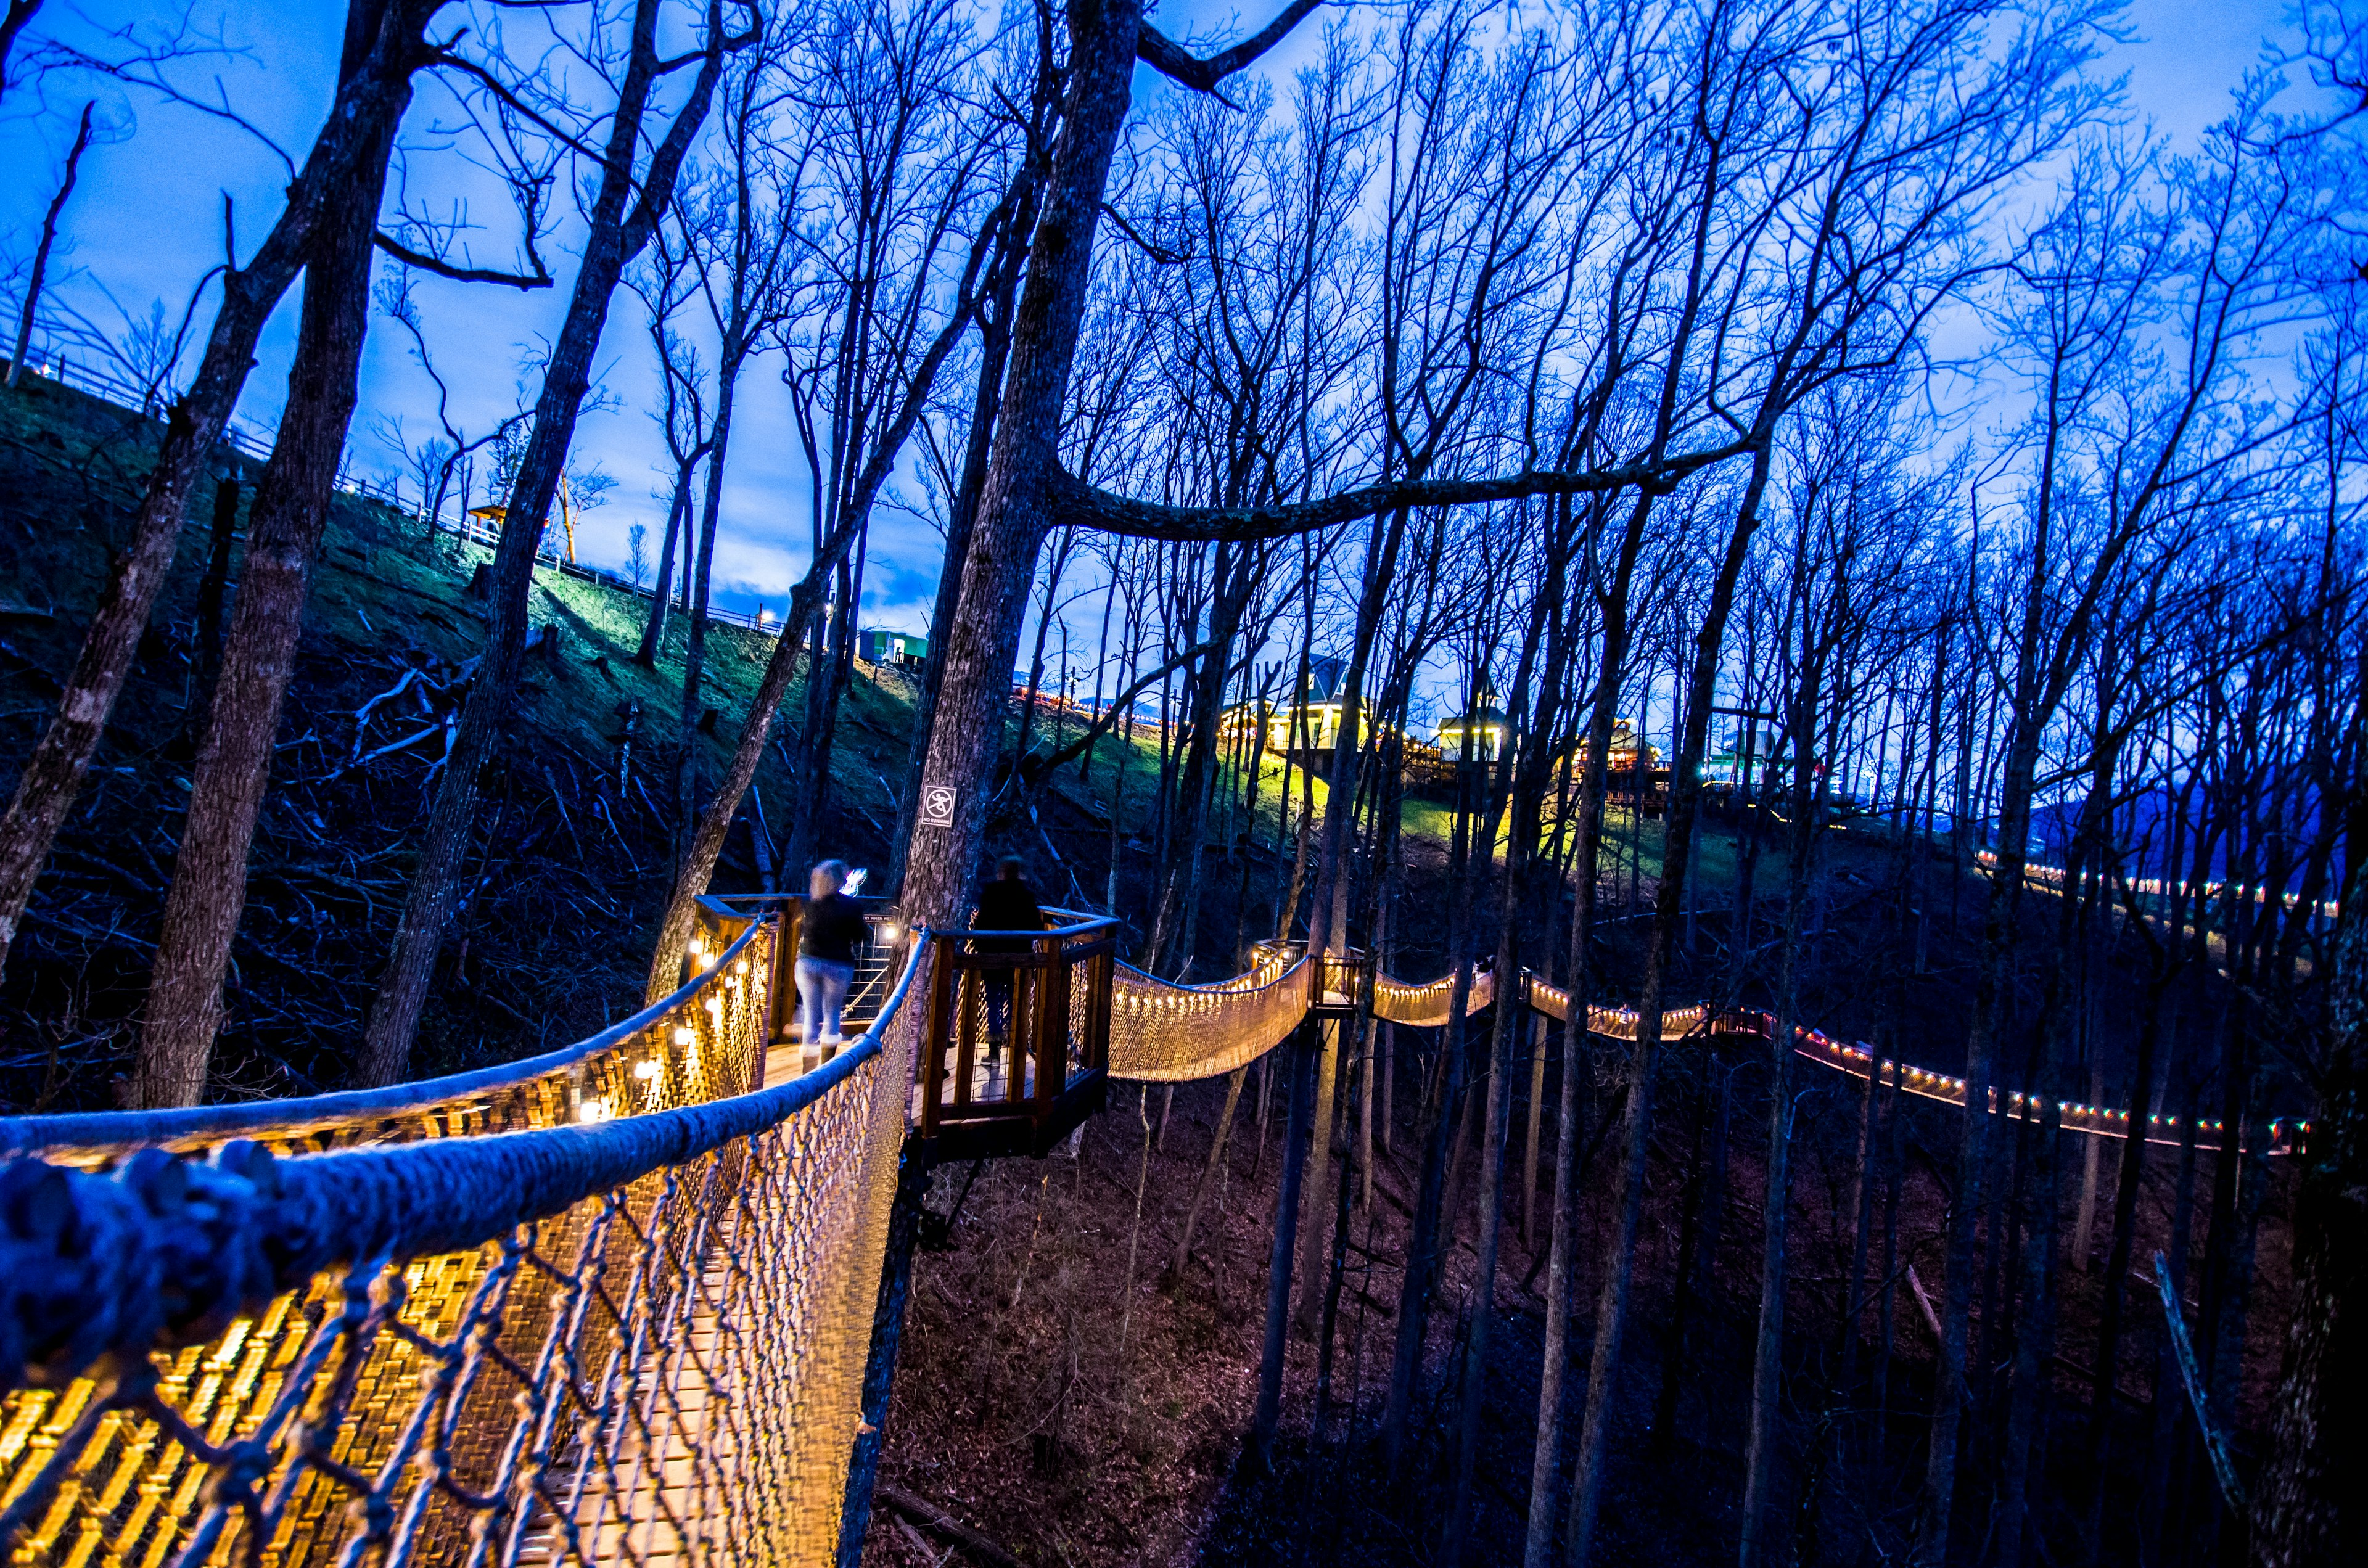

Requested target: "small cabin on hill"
[
  {"left": 1219, "top": 696, "right": 1386, "bottom": 771},
  {"left": 859, "top": 627, "right": 928, "bottom": 670},
  {"left": 1435, "top": 690, "right": 1511, "bottom": 763}
]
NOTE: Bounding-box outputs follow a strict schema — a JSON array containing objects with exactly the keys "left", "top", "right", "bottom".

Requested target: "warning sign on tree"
[{"left": 919, "top": 785, "right": 957, "bottom": 830}]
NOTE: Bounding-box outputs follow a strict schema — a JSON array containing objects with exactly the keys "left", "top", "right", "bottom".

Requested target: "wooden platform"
[{"left": 919, "top": 1070, "right": 1108, "bottom": 1160}]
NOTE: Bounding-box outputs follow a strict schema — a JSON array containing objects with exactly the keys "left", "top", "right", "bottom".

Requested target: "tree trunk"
[
  {"left": 6, "top": 100, "right": 93, "bottom": 392},
  {"left": 363, "top": 0, "right": 731, "bottom": 1080},
  {"left": 1252, "top": 1022, "right": 1317, "bottom": 1451},
  {"left": 189, "top": 477, "right": 242, "bottom": 727},
  {"left": 1149, "top": 544, "right": 1254, "bottom": 971},
  {"left": 1168, "top": 1066, "right": 1246, "bottom": 1286},
  {"left": 1523, "top": 1011, "right": 1548, "bottom": 1249},
  {"left": 1869, "top": 1056, "right": 1905, "bottom": 1495},
  {"left": 1740, "top": 784, "right": 1815, "bottom": 1568},
  {"left": 1568, "top": 437, "right": 1777, "bottom": 1568},
  {"left": 1528, "top": 493, "right": 1655, "bottom": 1568},
  {"left": 674, "top": 342, "right": 745, "bottom": 819},
  {"left": 2140, "top": 1086, "right": 2203, "bottom": 1567},
  {"left": 1838, "top": 1029, "right": 1881, "bottom": 1389},
  {"left": 889, "top": 178, "right": 1035, "bottom": 898},
  {"left": 1381, "top": 755, "right": 1485, "bottom": 1478},
  {"left": 0, "top": 1, "right": 434, "bottom": 980},
  {"left": 2249, "top": 841, "right": 2363, "bottom": 1564},
  {"left": 892, "top": 0, "right": 1146, "bottom": 940},
  {"left": 634, "top": 456, "right": 697, "bottom": 665},
  {"left": 135, "top": 72, "right": 407, "bottom": 1104},
  {"left": 2071, "top": 1053, "right": 2103, "bottom": 1273},
  {"left": 1999, "top": 1071, "right": 2064, "bottom": 1568},
  {"left": 1290, "top": 1014, "right": 1346, "bottom": 1329},
  {"left": 1444, "top": 998, "right": 1519, "bottom": 1567}
]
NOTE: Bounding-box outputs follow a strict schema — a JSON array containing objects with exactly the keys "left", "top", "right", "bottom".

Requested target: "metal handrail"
[{"left": 0, "top": 905, "right": 765, "bottom": 1159}]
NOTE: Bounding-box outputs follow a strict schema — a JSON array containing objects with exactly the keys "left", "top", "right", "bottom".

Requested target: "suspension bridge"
[{"left": 0, "top": 897, "right": 2289, "bottom": 1567}]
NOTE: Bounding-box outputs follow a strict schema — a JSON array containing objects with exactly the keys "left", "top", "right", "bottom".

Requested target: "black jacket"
[
  {"left": 800, "top": 893, "right": 868, "bottom": 964},
  {"left": 972, "top": 878, "right": 1043, "bottom": 954}
]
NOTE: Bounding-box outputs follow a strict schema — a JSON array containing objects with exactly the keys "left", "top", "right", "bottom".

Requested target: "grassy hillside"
[{"left": 0, "top": 374, "right": 935, "bottom": 1109}]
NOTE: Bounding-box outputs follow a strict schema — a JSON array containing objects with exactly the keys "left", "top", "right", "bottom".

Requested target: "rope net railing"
[
  {"left": 1767, "top": 1011, "right": 2299, "bottom": 1155},
  {"left": 1, "top": 924, "right": 929, "bottom": 1568},
  {"left": 1106, "top": 956, "right": 1313, "bottom": 1083},
  {"left": 0, "top": 900, "right": 772, "bottom": 1171},
  {"left": 1104, "top": 940, "right": 1507, "bottom": 1081},
  {"left": 1101, "top": 950, "right": 2280, "bottom": 1159},
  {"left": 1371, "top": 968, "right": 1495, "bottom": 1028},
  {"left": 1522, "top": 979, "right": 1713, "bottom": 1041},
  {"left": 1, "top": 898, "right": 2304, "bottom": 1568}
]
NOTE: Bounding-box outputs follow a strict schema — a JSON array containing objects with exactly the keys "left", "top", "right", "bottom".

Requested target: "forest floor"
[{"left": 866, "top": 961, "right": 2299, "bottom": 1567}]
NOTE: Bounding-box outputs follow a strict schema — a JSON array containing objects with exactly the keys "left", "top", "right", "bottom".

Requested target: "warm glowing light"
[
  {"left": 673, "top": 1026, "right": 695, "bottom": 1045},
  {"left": 579, "top": 1098, "right": 612, "bottom": 1123},
  {"left": 634, "top": 1059, "right": 660, "bottom": 1080}
]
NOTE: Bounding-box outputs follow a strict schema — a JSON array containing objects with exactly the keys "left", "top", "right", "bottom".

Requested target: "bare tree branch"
[
  {"left": 1135, "top": 0, "right": 1328, "bottom": 98},
  {"left": 1047, "top": 437, "right": 1756, "bottom": 541},
  {"left": 372, "top": 231, "right": 553, "bottom": 289}
]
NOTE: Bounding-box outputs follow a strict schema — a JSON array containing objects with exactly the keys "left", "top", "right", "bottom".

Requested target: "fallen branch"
[
  {"left": 339, "top": 722, "right": 446, "bottom": 776},
  {"left": 2154, "top": 1250, "right": 2245, "bottom": 1511},
  {"left": 348, "top": 667, "right": 426, "bottom": 753},
  {"left": 893, "top": 1514, "right": 953, "bottom": 1567},
  {"left": 874, "top": 1485, "right": 1024, "bottom": 1568},
  {"left": 1907, "top": 1263, "right": 1944, "bottom": 1342}
]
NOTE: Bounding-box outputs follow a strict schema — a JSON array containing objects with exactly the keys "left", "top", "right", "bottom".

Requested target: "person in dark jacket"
[
  {"left": 799, "top": 860, "right": 868, "bottom": 1050},
  {"left": 972, "top": 855, "right": 1043, "bottom": 1054}
]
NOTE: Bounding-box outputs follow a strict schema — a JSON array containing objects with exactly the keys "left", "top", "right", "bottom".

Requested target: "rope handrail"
[
  {"left": 1971, "top": 848, "right": 2341, "bottom": 921},
  {"left": 1106, "top": 956, "right": 1314, "bottom": 1082},
  {"left": 1769, "top": 1011, "right": 2298, "bottom": 1155},
  {"left": 1, "top": 937, "right": 925, "bottom": 1392},
  {"left": 1112, "top": 952, "right": 1297, "bottom": 995},
  {"left": 1372, "top": 966, "right": 1496, "bottom": 1027},
  {"left": 1, "top": 926, "right": 930, "bottom": 1567},
  {"left": 1098, "top": 950, "right": 2303, "bottom": 1158},
  {"left": 0, "top": 902, "right": 769, "bottom": 1163}
]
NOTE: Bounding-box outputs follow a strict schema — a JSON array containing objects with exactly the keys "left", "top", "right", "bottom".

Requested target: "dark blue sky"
[{"left": 0, "top": 0, "right": 2304, "bottom": 636}]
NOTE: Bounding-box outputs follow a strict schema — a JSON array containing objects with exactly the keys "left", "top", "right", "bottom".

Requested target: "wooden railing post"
[
  {"left": 1040, "top": 933, "right": 1069, "bottom": 1110},
  {"left": 921, "top": 934, "right": 953, "bottom": 1137}
]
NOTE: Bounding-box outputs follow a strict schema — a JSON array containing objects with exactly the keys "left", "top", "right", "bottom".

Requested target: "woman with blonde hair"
[{"left": 797, "top": 859, "right": 866, "bottom": 1050}]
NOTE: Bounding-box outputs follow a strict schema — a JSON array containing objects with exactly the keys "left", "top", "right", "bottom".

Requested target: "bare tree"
[
  {"left": 664, "top": 25, "right": 810, "bottom": 829},
  {"left": 0, "top": 0, "right": 460, "bottom": 985},
  {"left": 0, "top": 0, "right": 42, "bottom": 102},
  {"left": 6, "top": 99, "right": 94, "bottom": 390},
  {"left": 639, "top": 0, "right": 1022, "bottom": 997},
  {"left": 362, "top": 0, "right": 752, "bottom": 1084}
]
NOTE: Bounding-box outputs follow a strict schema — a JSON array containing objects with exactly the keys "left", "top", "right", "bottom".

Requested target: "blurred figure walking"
[{"left": 798, "top": 860, "right": 866, "bottom": 1052}]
